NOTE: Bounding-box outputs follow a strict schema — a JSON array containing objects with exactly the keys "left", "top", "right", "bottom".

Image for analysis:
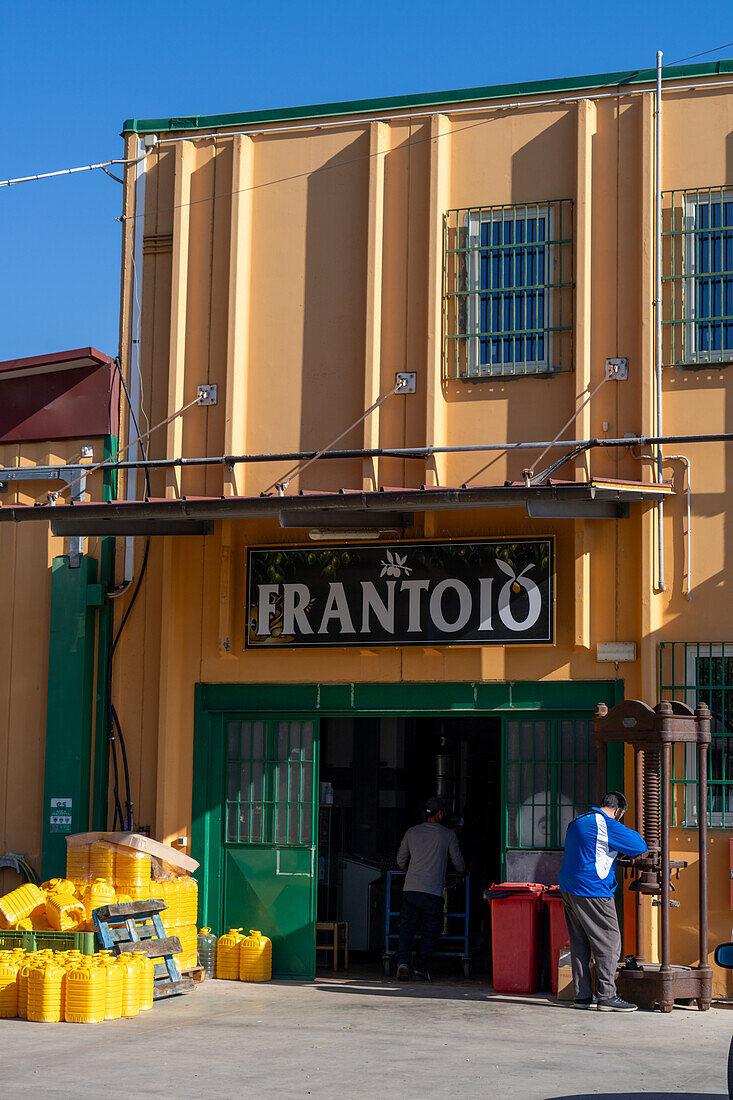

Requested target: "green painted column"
[{"left": 41, "top": 554, "right": 100, "bottom": 880}]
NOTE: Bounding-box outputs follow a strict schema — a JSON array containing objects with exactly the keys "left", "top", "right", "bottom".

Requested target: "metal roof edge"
[
  {"left": 122, "top": 60, "right": 733, "bottom": 135},
  {"left": 0, "top": 481, "right": 673, "bottom": 533}
]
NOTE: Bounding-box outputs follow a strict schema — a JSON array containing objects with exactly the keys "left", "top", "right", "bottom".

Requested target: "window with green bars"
[
  {"left": 662, "top": 187, "right": 733, "bottom": 368},
  {"left": 225, "top": 718, "right": 315, "bottom": 845},
  {"left": 659, "top": 642, "right": 733, "bottom": 826},
  {"left": 505, "top": 718, "right": 595, "bottom": 850},
  {"left": 443, "top": 199, "right": 574, "bottom": 380}
]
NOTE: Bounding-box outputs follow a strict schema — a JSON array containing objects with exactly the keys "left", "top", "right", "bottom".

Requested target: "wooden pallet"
[
  {"left": 93, "top": 900, "right": 195, "bottom": 999},
  {"left": 182, "top": 965, "right": 206, "bottom": 984}
]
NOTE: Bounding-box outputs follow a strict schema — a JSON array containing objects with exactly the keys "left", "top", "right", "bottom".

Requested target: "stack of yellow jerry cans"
[
  {"left": 157, "top": 877, "right": 198, "bottom": 971},
  {"left": 0, "top": 946, "right": 155, "bottom": 1023},
  {"left": 216, "top": 929, "right": 272, "bottom": 982},
  {"left": 0, "top": 835, "right": 200, "bottom": 976}
]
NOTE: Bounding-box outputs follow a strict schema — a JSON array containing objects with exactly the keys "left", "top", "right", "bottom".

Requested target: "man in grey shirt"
[{"left": 396, "top": 796, "right": 466, "bottom": 981}]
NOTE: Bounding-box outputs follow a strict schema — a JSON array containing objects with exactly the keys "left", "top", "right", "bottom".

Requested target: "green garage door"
[{"left": 197, "top": 714, "right": 319, "bottom": 980}]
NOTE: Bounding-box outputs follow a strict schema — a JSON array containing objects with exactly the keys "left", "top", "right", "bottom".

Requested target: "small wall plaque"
[{"left": 597, "top": 642, "right": 637, "bottom": 662}]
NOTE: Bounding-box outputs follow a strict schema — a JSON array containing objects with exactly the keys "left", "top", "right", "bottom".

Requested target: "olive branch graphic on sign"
[
  {"left": 494, "top": 556, "right": 533, "bottom": 593},
  {"left": 379, "top": 549, "right": 412, "bottom": 578}
]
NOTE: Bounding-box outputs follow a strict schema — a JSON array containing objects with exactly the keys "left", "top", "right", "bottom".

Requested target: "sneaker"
[
  {"left": 572, "top": 996, "right": 598, "bottom": 1009},
  {"left": 396, "top": 963, "right": 411, "bottom": 981},
  {"left": 597, "top": 994, "right": 638, "bottom": 1012},
  {"left": 412, "top": 968, "right": 431, "bottom": 982}
]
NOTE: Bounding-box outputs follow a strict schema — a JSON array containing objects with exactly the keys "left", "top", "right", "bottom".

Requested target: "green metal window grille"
[
  {"left": 443, "top": 199, "right": 574, "bottom": 380},
  {"left": 662, "top": 187, "right": 733, "bottom": 368},
  {"left": 504, "top": 718, "right": 595, "bottom": 850},
  {"left": 659, "top": 641, "right": 733, "bottom": 826},
  {"left": 225, "top": 718, "right": 315, "bottom": 845}
]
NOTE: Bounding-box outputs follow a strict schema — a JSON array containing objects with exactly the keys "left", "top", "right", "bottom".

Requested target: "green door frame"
[{"left": 192, "top": 678, "right": 624, "bottom": 946}]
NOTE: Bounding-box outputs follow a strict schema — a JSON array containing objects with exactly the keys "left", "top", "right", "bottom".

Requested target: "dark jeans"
[{"left": 397, "top": 890, "right": 444, "bottom": 972}]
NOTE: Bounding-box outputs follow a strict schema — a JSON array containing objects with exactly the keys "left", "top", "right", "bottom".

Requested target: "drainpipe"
[
  {"left": 656, "top": 50, "right": 665, "bottom": 590},
  {"left": 665, "top": 455, "right": 692, "bottom": 599}
]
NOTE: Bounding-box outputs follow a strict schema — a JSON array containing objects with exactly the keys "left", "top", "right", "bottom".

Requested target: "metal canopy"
[{"left": 0, "top": 479, "right": 672, "bottom": 536}]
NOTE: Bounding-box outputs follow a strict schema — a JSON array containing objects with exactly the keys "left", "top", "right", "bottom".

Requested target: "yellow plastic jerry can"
[
  {"left": 65, "top": 964, "right": 106, "bottom": 1023},
  {"left": 40, "top": 878, "right": 76, "bottom": 896},
  {"left": 135, "top": 955, "right": 155, "bottom": 1011},
  {"left": 27, "top": 962, "right": 65, "bottom": 1023},
  {"left": 82, "top": 879, "right": 116, "bottom": 929},
  {"left": 216, "top": 928, "right": 244, "bottom": 980},
  {"left": 89, "top": 842, "right": 114, "bottom": 882},
  {"left": 97, "top": 958, "right": 123, "bottom": 1021},
  {"left": 0, "top": 883, "right": 46, "bottom": 929},
  {"left": 239, "top": 930, "right": 272, "bottom": 983},
  {"left": 45, "top": 893, "right": 86, "bottom": 932},
  {"left": 0, "top": 959, "right": 19, "bottom": 1018},
  {"left": 17, "top": 961, "right": 33, "bottom": 1019},
  {"left": 65, "top": 839, "right": 91, "bottom": 883},
  {"left": 114, "top": 849, "right": 152, "bottom": 890},
  {"left": 117, "top": 956, "right": 140, "bottom": 1017}
]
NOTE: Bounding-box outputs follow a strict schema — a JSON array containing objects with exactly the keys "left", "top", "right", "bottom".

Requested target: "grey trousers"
[{"left": 560, "top": 891, "right": 622, "bottom": 1002}]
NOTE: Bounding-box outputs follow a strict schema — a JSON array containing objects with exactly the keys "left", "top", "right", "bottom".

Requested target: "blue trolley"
[{"left": 382, "top": 869, "right": 472, "bottom": 978}]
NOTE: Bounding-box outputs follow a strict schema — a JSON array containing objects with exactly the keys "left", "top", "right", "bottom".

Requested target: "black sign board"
[{"left": 246, "top": 538, "right": 554, "bottom": 649}]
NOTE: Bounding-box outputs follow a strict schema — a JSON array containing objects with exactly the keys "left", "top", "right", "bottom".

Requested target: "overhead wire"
[
  {"left": 0, "top": 148, "right": 150, "bottom": 189},
  {"left": 667, "top": 41, "right": 733, "bottom": 66},
  {"left": 119, "top": 112, "right": 509, "bottom": 225},
  {"left": 119, "top": 67, "right": 733, "bottom": 227}
]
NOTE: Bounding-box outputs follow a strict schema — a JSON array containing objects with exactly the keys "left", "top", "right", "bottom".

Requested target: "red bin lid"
[{"left": 486, "top": 882, "right": 545, "bottom": 898}]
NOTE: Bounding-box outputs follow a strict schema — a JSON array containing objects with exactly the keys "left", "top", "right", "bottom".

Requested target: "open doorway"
[{"left": 317, "top": 716, "right": 501, "bottom": 975}]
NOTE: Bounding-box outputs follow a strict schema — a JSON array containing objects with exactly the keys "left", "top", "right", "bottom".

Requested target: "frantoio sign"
[{"left": 246, "top": 539, "right": 554, "bottom": 649}]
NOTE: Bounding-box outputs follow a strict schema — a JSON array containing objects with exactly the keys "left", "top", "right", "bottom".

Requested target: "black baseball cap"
[{"left": 425, "top": 796, "right": 448, "bottom": 814}]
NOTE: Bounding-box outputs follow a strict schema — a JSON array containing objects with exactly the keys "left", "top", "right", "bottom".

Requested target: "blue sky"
[{"left": 1, "top": 0, "right": 730, "bottom": 361}]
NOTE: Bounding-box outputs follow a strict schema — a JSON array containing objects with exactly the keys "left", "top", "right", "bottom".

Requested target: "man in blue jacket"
[{"left": 559, "top": 791, "right": 647, "bottom": 1012}]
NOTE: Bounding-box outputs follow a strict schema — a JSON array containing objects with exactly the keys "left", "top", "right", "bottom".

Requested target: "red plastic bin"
[
  {"left": 543, "top": 886, "right": 570, "bottom": 995},
  {"left": 487, "top": 882, "right": 544, "bottom": 994}
]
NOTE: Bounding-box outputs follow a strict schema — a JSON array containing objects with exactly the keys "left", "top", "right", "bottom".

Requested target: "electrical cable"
[
  {"left": 128, "top": 250, "right": 151, "bottom": 440},
  {"left": 667, "top": 42, "right": 733, "bottom": 66},
  {"left": 20, "top": 858, "right": 39, "bottom": 886},
  {"left": 103, "top": 358, "right": 153, "bottom": 831},
  {"left": 120, "top": 112, "right": 521, "bottom": 225},
  {"left": 105, "top": 535, "right": 150, "bottom": 831},
  {"left": 6, "top": 856, "right": 40, "bottom": 886},
  {"left": 113, "top": 357, "right": 152, "bottom": 498},
  {"left": 529, "top": 443, "right": 592, "bottom": 485},
  {"left": 0, "top": 148, "right": 151, "bottom": 189},
  {"left": 120, "top": 68, "right": 733, "bottom": 227}
]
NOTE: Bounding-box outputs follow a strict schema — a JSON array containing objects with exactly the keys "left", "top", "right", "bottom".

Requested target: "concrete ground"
[{"left": 2, "top": 974, "right": 732, "bottom": 1100}]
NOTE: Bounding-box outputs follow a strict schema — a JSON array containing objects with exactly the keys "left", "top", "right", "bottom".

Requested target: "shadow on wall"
[
  {"left": 441, "top": 113, "right": 578, "bottom": 490},
  {"left": 300, "top": 131, "right": 370, "bottom": 493},
  {"left": 663, "top": 365, "right": 733, "bottom": 623}
]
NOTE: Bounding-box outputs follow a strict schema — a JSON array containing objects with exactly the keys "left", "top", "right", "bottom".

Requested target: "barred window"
[
  {"left": 663, "top": 188, "right": 733, "bottom": 367},
  {"left": 225, "top": 718, "right": 315, "bottom": 845},
  {"left": 505, "top": 718, "right": 595, "bottom": 850},
  {"left": 659, "top": 642, "right": 733, "bottom": 826},
  {"left": 443, "top": 200, "right": 573, "bottom": 380}
]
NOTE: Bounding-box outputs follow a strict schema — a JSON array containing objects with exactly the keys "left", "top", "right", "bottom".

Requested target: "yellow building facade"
[{"left": 3, "top": 61, "right": 733, "bottom": 988}]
